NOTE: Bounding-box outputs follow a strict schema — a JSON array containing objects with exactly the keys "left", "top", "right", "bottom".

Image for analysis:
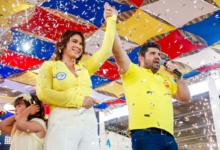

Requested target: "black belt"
[{"left": 131, "top": 128, "right": 173, "bottom": 137}]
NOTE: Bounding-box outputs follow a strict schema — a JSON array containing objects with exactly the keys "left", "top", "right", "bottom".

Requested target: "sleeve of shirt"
[
  {"left": 36, "top": 61, "right": 84, "bottom": 108},
  {"left": 168, "top": 76, "right": 178, "bottom": 97},
  {"left": 83, "top": 14, "right": 116, "bottom": 76},
  {"left": 121, "top": 61, "right": 140, "bottom": 86}
]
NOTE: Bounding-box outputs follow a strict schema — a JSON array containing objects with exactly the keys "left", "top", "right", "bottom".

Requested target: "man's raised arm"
[{"left": 112, "top": 31, "right": 131, "bottom": 75}]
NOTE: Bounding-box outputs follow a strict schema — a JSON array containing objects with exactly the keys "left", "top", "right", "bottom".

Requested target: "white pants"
[{"left": 44, "top": 107, "right": 100, "bottom": 150}]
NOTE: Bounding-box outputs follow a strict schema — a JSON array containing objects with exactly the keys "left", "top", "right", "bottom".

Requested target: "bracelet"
[{"left": 174, "top": 76, "right": 182, "bottom": 80}]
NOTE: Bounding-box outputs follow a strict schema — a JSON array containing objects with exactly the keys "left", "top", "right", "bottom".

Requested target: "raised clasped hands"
[{"left": 104, "top": 2, "right": 118, "bottom": 20}]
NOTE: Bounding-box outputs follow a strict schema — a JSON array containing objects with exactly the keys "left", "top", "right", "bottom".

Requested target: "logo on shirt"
[
  {"left": 56, "top": 72, "right": 67, "bottom": 80},
  {"left": 163, "top": 81, "right": 170, "bottom": 88}
]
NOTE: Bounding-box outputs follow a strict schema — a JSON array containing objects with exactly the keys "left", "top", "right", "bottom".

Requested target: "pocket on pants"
[{"left": 132, "top": 130, "right": 151, "bottom": 140}]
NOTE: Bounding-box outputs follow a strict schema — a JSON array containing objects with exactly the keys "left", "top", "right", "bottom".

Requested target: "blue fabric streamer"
[
  {"left": 91, "top": 75, "right": 112, "bottom": 89},
  {"left": 120, "top": 97, "right": 126, "bottom": 101},
  {"left": 0, "top": 111, "right": 14, "bottom": 120},
  {"left": 181, "top": 10, "right": 220, "bottom": 46},
  {"left": 93, "top": 103, "right": 109, "bottom": 109},
  {"left": 41, "top": 0, "right": 137, "bottom": 28},
  {"left": 8, "top": 29, "right": 55, "bottom": 60},
  {"left": 0, "top": 65, "right": 24, "bottom": 79},
  {"left": 183, "top": 70, "right": 200, "bottom": 79}
]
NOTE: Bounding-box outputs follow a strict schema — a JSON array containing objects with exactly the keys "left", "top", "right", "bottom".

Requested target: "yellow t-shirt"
[
  {"left": 122, "top": 62, "right": 178, "bottom": 135},
  {"left": 36, "top": 15, "right": 116, "bottom": 110}
]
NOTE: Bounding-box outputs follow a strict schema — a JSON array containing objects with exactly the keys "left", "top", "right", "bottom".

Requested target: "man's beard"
[{"left": 144, "top": 60, "right": 160, "bottom": 73}]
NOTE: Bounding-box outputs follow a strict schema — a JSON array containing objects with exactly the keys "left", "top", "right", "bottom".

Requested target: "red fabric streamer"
[
  {"left": 196, "top": 63, "right": 220, "bottom": 72},
  {"left": 12, "top": 7, "right": 98, "bottom": 41},
  {"left": 129, "top": 0, "right": 144, "bottom": 7},
  {"left": 155, "top": 29, "right": 206, "bottom": 59},
  {"left": 105, "top": 99, "right": 126, "bottom": 105},
  {"left": 95, "top": 61, "right": 120, "bottom": 80},
  {"left": 43, "top": 103, "right": 50, "bottom": 115},
  {"left": 1, "top": 50, "right": 44, "bottom": 71}
]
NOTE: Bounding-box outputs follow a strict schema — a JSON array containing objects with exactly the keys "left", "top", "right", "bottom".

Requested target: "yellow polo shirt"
[
  {"left": 36, "top": 15, "right": 116, "bottom": 110},
  {"left": 122, "top": 62, "right": 178, "bottom": 135}
]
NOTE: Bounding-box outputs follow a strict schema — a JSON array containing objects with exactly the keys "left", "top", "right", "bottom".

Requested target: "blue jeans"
[{"left": 131, "top": 130, "right": 178, "bottom": 150}]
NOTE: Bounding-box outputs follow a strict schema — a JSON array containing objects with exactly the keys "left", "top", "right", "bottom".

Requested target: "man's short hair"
[{"left": 138, "top": 42, "right": 161, "bottom": 57}]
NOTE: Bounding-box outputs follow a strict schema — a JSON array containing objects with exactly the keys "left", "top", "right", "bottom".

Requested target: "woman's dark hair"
[
  {"left": 14, "top": 94, "right": 45, "bottom": 121},
  {"left": 55, "top": 30, "right": 85, "bottom": 64},
  {"left": 138, "top": 42, "right": 161, "bottom": 57}
]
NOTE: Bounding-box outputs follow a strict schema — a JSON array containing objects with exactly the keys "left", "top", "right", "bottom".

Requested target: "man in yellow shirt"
[{"left": 112, "top": 32, "right": 191, "bottom": 149}]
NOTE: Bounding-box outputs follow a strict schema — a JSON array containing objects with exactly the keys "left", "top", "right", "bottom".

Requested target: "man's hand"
[
  {"left": 104, "top": 3, "right": 118, "bottom": 21},
  {"left": 165, "top": 61, "right": 180, "bottom": 78},
  {"left": 82, "top": 96, "right": 96, "bottom": 109}
]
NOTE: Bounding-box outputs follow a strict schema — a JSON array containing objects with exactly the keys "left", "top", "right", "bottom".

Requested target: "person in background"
[
  {"left": 0, "top": 94, "right": 46, "bottom": 150},
  {"left": 36, "top": 3, "right": 117, "bottom": 150},
  {"left": 112, "top": 31, "right": 191, "bottom": 150}
]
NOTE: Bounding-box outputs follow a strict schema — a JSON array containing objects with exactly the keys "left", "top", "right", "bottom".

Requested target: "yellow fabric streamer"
[
  {"left": 8, "top": 72, "right": 37, "bottom": 86},
  {"left": 94, "top": 81, "right": 124, "bottom": 98},
  {"left": 213, "top": 0, "right": 220, "bottom": 7},
  {"left": 102, "top": 9, "right": 176, "bottom": 45},
  {"left": 0, "top": 0, "right": 35, "bottom": 27},
  {"left": 210, "top": 45, "right": 220, "bottom": 50},
  {"left": 0, "top": 96, "right": 15, "bottom": 104}
]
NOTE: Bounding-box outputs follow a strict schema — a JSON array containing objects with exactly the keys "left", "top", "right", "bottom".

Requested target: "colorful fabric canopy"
[
  {"left": 1, "top": 0, "right": 220, "bottom": 113},
  {"left": 155, "top": 29, "right": 206, "bottom": 59},
  {"left": 7, "top": 72, "right": 37, "bottom": 86},
  {"left": 196, "top": 62, "right": 220, "bottom": 72},
  {"left": 13, "top": 7, "right": 98, "bottom": 42},
  {"left": 95, "top": 61, "right": 120, "bottom": 81},
  {"left": 174, "top": 47, "right": 220, "bottom": 69},
  {"left": 0, "top": 27, "right": 9, "bottom": 39},
  {"left": 114, "top": 9, "right": 176, "bottom": 45},
  {"left": 91, "top": 75, "right": 112, "bottom": 89},
  {"left": 93, "top": 103, "right": 109, "bottom": 109},
  {"left": 0, "top": 0, "right": 35, "bottom": 27},
  {"left": 105, "top": 99, "right": 126, "bottom": 105},
  {"left": 0, "top": 111, "right": 14, "bottom": 119},
  {"left": 141, "top": 0, "right": 219, "bottom": 28},
  {"left": 210, "top": 44, "right": 220, "bottom": 50},
  {"left": 92, "top": 90, "right": 116, "bottom": 102},
  {"left": 213, "top": 0, "right": 220, "bottom": 7},
  {"left": 0, "top": 65, "right": 24, "bottom": 79},
  {"left": 0, "top": 80, "right": 35, "bottom": 93},
  {"left": 129, "top": 0, "right": 144, "bottom": 7},
  {"left": 41, "top": 0, "right": 137, "bottom": 28},
  {"left": 85, "top": 29, "right": 138, "bottom": 56},
  {"left": 1, "top": 50, "right": 44, "bottom": 71},
  {"left": 95, "top": 81, "right": 124, "bottom": 98},
  {"left": 181, "top": 10, "right": 220, "bottom": 46},
  {"left": 0, "top": 96, "right": 15, "bottom": 104},
  {"left": 8, "top": 29, "right": 55, "bottom": 60}
]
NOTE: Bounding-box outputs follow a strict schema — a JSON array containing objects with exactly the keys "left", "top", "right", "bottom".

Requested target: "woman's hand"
[
  {"left": 26, "top": 104, "right": 40, "bottom": 115},
  {"left": 82, "top": 96, "right": 96, "bottom": 109},
  {"left": 104, "top": 3, "right": 118, "bottom": 21}
]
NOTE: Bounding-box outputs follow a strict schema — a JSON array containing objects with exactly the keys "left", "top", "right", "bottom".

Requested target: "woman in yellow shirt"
[{"left": 36, "top": 3, "right": 117, "bottom": 150}]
